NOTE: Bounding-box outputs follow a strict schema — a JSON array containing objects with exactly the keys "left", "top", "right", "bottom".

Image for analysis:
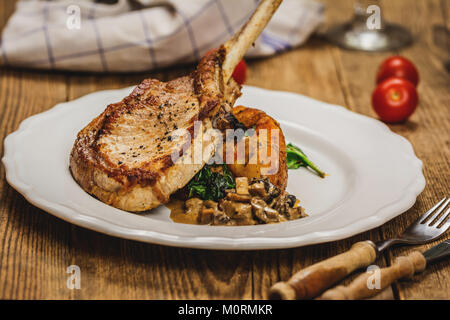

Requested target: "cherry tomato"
[
  {"left": 204, "top": 49, "right": 247, "bottom": 85},
  {"left": 376, "top": 56, "right": 419, "bottom": 87},
  {"left": 231, "top": 59, "right": 247, "bottom": 85},
  {"left": 371, "top": 77, "right": 418, "bottom": 123}
]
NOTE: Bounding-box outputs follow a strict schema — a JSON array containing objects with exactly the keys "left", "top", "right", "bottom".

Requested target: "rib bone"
[{"left": 222, "top": 0, "right": 283, "bottom": 83}]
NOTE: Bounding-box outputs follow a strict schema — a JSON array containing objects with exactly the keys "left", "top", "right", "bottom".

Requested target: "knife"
[{"left": 318, "top": 239, "right": 450, "bottom": 300}]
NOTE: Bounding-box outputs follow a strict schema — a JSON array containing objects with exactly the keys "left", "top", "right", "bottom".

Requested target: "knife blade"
[{"left": 423, "top": 239, "right": 450, "bottom": 264}]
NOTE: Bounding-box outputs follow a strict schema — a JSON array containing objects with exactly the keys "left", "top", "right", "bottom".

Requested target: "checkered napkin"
[{"left": 0, "top": 0, "right": 324, "bottom": 72}]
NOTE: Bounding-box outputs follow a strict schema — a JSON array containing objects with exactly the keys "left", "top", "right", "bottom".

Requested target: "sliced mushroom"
[
  {"left": 285, "top": 206, "right": 308, "bottom": 220},
  {"left": 249, "top": 178, "right": 281, "bottom": 202},
  {"left": 226, "top": 192, "right": 252, "bottom": 202},
  {"left": 250, "top": 198, "right": 266, "bottom": 222},
  {"left": 220, "top": 200, "right": 237, "bottom": 218},
  {"left": 248, "top": 182, "right": 267, "bottom": 198},
  {"left": 199, "top": 208, "right": 215, "bottom": 224},
  {"left": 185, "top": 198, "right": 203, "bottom": 221},
  {"left": 250, "top": 198, "right": 278, "bottom": 223},
  {"left": 264, "top": 206, "right": 280, "bottom": 220},
  {"left": 265, "top": 181, "right": 281, "bottom": 202},
  {"left": 269, "top": 193, "right": 291, "bottom": 215},
  {"left": 213, "top": 210, "right": 234, "bottom": 225},
  {"left": 233, "top": 203, "right": 253, "bottom": 224},
  {"left": 286, "top": 194, "right": 297, "bottom": 208}
]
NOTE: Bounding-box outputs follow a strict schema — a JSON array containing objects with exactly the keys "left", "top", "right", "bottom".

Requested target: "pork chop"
[{"left": 70, "top": 50, "right": 242, "bottom": 211}]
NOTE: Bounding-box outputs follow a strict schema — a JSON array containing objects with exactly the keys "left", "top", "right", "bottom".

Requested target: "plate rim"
[{"left": 2, "top": 85, "right": 426, "bottom": 250}]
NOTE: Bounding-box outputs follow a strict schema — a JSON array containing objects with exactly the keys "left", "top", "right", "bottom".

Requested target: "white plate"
[{"left": 2, "top": 86, "right": 425, "bottom": 250}]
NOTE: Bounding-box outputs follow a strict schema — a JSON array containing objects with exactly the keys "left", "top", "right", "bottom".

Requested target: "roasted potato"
[{"left": 224, "top": 106, "right": 288, "bottom": 190}]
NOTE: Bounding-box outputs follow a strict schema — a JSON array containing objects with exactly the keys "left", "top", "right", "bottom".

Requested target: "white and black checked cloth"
[{"left": 0, "top": 0, "right": 324, "bottom": 72}]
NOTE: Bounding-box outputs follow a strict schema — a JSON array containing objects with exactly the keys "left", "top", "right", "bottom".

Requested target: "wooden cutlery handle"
[
  {"left": 319, "top": 251, "right": 426, "bottom": 300},
  {"left": 268, "top": 241, "right": 377, "bottom": 300}
]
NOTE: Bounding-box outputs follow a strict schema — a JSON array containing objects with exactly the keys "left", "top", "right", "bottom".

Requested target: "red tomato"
[
  {"left": 204, "top": 49, "right": 247, "bottom": 85},
  {"left": 231, "top": 59, "right": 247, "bottom": 85},
  {"left": 371, "top": 77, "right": 418, "bottom": 123},
  {"left": 376, "top": 56, "right": 419, "bottom": 87}
]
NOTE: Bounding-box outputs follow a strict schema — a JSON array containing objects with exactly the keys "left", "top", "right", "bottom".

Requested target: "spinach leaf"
[
  {"left": 187, "top": 164, "right": 235, "bottom": 201},
  {"left": 286, "top": 143, "right": 326, "bottom": 178}
]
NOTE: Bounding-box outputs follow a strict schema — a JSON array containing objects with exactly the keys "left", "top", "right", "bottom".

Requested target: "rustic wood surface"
[{"left": 0, "top": 0, "right": 448, "bottom": 300}]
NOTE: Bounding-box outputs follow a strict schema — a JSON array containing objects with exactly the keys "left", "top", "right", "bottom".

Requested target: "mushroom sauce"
[{"left": 168, "top": 177, "right": 307, "bottom": 226}]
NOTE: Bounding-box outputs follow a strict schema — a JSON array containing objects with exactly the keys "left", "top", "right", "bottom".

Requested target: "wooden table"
[{"left": 0, "top": 0, "right": 448, "bottom": 300}]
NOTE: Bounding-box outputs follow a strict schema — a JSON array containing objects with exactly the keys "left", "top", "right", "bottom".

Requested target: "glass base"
[{"left": 325, "top": 21, "right": 413, "bottom": 52}]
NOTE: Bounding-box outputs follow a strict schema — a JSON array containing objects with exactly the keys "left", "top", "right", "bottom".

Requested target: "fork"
[
  {"left": 376, "top": 197, "right": 450, "bottom": 251},
  {"left": 269, "top": 198, "right": 450, "bottom": 300}
]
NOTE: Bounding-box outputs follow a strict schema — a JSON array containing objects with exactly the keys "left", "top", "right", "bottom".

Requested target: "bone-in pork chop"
[
  {"left": 70, "top": 0, "right": 283, "bottom": 212},
  {"left": 70, "top": 51, "right": 241, "bottom": 211}
]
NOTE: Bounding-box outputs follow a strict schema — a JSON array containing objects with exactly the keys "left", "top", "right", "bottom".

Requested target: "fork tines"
[{"left": 420, "top": 197, "right": 450, "bottom": 228}]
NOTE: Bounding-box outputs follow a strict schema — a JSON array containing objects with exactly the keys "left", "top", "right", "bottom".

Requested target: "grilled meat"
[{"left": 70, "top": 51, "right": 240, "bottom": 211}]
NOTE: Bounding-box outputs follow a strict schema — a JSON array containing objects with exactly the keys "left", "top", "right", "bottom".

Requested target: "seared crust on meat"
[
  {"left": 226, "top": 105, "right": 288, "bottom": 191},
  {"left": 70, "top": 49, "right": 241, "bottom": 212}
]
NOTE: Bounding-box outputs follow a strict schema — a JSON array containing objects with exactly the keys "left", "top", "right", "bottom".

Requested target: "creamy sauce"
[
  {"left": 167, "top": 198, "right": 305, "bottom": 226},
  {"left": 166, "top": 199, "right": 198, "bottom": 225}
]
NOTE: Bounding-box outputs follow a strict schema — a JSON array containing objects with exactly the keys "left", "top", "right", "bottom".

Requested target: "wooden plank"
[
  {"left": 0, "top": 72, "right": 69, "bottom": 299},
  {"left": 247, "top": 40, "right": 348, "bottom": 105},
  {"left": 60, "top": 226, "right": 254, "bottom": 299},
  {"left": 0, "top": 2, "right": 68, "bottom": 297},
  {"left": 0, "top": 0, "right": 75, "bottom": 299}
]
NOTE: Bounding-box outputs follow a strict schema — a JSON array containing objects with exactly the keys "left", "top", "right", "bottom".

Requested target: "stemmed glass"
[{"left": 325, "top": 0, "right": 412, "bottom": 51}]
